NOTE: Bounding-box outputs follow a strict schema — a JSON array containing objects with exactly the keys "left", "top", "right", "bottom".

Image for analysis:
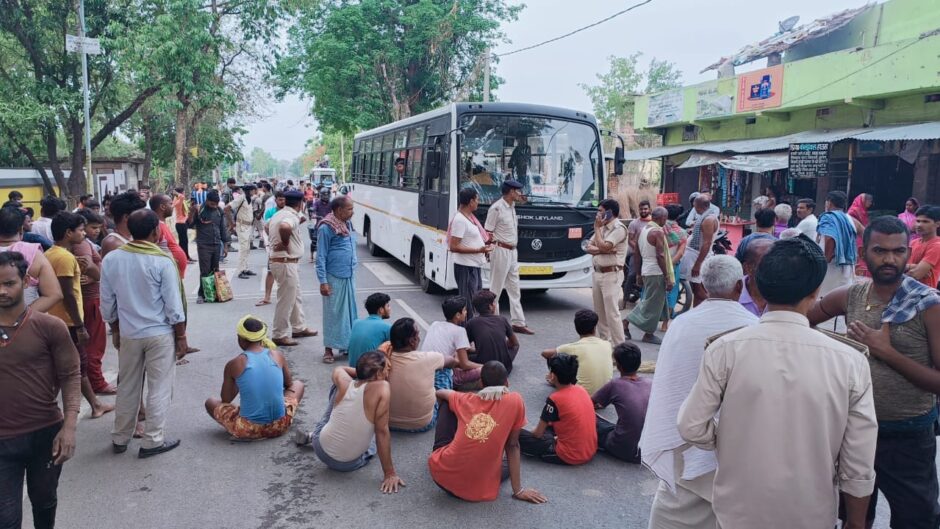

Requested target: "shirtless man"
[{"left": 100, "top": 191, "right": 146, "bottom": 258}]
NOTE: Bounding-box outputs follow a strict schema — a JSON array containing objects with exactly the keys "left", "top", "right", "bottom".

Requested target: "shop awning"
[
  {"left": 678, "top": 152, "right": 725, "bottom": 169},
  {"left": 718, "top": 153, "right": 790, "bottom": 173},
  {"left": 848, "top": 122, "right": 940, "bottom": 141}
]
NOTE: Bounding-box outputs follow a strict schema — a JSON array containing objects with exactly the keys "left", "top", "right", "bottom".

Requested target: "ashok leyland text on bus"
[{"left": 346, "top": 102, "right": 626, "bottom": 293}]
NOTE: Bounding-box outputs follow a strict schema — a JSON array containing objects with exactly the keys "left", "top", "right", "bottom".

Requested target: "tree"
[
  {"left": 249, "top": 147, "right": 277, "bottom": 178},
  {"left": 580, "top": 54, "right": 683, "bottom": 144},
  {"left": 274, "top": 0, "right": 522, "bottom": 133}
]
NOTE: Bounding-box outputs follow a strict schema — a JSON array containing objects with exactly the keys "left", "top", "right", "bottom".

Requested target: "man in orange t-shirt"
[
  {"left": 150, "top": 194, "right": 187, "bottom": 278},
  {"left": 428, "top": 361, "right": 546, "bottom": 503},
  {"left": 519, "top": 353, "right": 598, "bottom": 465},
  {"left": 908, "top": 205, "right": 940, "bottom": 288}
]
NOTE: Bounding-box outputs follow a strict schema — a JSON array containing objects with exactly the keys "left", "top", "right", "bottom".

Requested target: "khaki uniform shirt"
[
  {"left": 678, "top": 311, "right": 876, "bottom": 528},
  {"left": 230, "top": 194, "right": 255, "bottom": 225},
  {"left": 268, "top": 207, "right": 304, "bottom": 259},
  {"left": 484, "top": 198, "right": 518, "bottom": 247},
  {"left": 592, "top": 219, "right": 628, "bottom": 268}
]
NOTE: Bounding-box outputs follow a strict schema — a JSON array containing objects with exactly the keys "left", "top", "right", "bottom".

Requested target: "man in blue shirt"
[
  {"left": 316, "top": 196, "right": 358, "bottom": 363},
  {"left": 101, "top": 209, "right": 188, "bottom": 458},
  {"left": 347, "top": 293, "right": 392, "bottom": 368}
]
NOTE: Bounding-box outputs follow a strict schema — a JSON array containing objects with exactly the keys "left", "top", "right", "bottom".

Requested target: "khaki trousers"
[
  {"left": 111, "top": 333, "right": 176, "bottom": 449},
  {"left": 649, "top": 449, "right": 716, "bottom": 529},
  {"left": 235, "top": 222, "right": 252, "bottom": 274},
  {"left": 592, "top": 269, "right": 625, "bottom": 345},
  {"left": 271, "top": 262, "right": 306, "bottom": 339},
  {"left": 488, "top": 246, "right": 525, "bottom": 326}
]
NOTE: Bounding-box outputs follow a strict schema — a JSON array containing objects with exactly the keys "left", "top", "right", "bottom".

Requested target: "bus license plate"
[{"left": 519, "top": 265, "right": 554, "bottom": 276}]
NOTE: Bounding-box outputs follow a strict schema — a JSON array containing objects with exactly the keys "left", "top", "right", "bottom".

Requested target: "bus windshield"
[{"left": 458, "top": 114, "right": 601, "bottom": 207}]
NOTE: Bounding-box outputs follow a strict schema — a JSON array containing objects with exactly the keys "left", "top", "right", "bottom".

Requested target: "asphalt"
[{"left": 29, "top": 238, "right": 926, "bottom": 528}]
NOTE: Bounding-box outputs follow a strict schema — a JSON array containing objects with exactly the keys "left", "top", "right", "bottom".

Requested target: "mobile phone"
[{"left": 603, "top": 211, "right": 614, "bottom": 221}]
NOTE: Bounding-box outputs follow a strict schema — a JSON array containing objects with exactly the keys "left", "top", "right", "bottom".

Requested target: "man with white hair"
[
  {"left": 773, "top": 204, "right": 792, "bottom": 238},
  {"left": 641, "top": 255, "right": 759, "bottom": 528}
]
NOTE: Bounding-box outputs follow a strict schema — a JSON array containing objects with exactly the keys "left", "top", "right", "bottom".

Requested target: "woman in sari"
[
  {"left": 661, "top": 204, "right": 688, "bottom": 331},
  {"left": 847, "top": 193, "right": 872, "bottom": 276},
  {"left": 898, "top": 197, "right": 920, "bottom": 241}
]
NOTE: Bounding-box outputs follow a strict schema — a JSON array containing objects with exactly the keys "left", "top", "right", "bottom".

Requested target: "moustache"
[{"left": 875, "top": 265, "right": 900, "bottom": 274}]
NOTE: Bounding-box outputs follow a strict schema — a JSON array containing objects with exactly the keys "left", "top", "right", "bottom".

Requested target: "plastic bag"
[
  {"left": 201, "top": 275, "right": 216, "bottom": 302},
  {"left": 214, "top": 270, "right": 233, "bottom": 302}
]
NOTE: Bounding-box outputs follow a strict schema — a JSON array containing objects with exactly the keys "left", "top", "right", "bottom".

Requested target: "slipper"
[
  {"left": 95, "top": 384, "right": 117, "bottom": 395},
  {"left": 642, "top": 335, "right": 662, "bottom": 345},
  {"left": 273, "top": 338, "right": 299, "bottom": 347},
  {"left": 292, "top": 329, "right": 319, "bottom": 338},
  {"left": 186, "top": 346, "right": 201, "bottom": 354},
  {"left": 322, "top": 354, "right": 335, "bottom": 364},
  {"left": 255, "top": 299, "right": 271, "bottom": 307}
]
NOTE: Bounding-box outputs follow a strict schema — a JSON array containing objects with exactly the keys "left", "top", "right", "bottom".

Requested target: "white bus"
[{"left": 347, "top": 102, "right": 625, "bottom": 293}]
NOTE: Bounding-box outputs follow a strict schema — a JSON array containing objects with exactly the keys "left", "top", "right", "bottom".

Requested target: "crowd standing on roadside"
[{"left": 2, "top": 179, "right": 939, "bottom": 529}]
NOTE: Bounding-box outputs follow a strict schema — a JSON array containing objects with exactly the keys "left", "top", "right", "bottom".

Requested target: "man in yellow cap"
[{"left": 204, "top": 316, "right": 305, "bottom": 439}]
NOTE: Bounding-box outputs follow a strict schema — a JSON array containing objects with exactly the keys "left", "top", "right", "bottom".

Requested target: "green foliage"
[
  {"left": 275, "top": 0, "right": 522, "bottom": 133},
  {"left": 581, "top": 54, "right": 683, "bottom": 132},
  {"left": 249, "top": 147, "right": 279, "bottom": 178}
]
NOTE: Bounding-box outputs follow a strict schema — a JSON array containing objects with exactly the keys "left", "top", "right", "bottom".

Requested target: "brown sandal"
[{"left": 292, "top": 328, "right": 319, "bottom": 338}]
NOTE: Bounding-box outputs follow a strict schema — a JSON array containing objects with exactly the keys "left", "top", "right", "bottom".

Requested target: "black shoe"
[
  {"left": 138, "top": 439, "right": 180, "bottom": 459},
  {"left": 238, "top": 272, "right": 250, "bottom": 279},
  {"left": 112, "top": 443, "right": 128, "bottom": 454},
  {"left": 245, "top": 270, "right": 257, "bottom": 276}
]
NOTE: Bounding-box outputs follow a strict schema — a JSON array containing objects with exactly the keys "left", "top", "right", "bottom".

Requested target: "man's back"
[
  {"left": 466, "top": 314, "right": 513, "bottom": 371},
  {"left": 556, "top": 336, "right": 612, "bottom": 395},
  {"left": 347, "top": 315, "right": 391, "bottom": 367},
  {"left": 388, "top": 351, "right": 445, "bottom": 429},
  {"left": 679, "top": 311, "right": 876, "bottom": 528},
  {"left": 100, "top": 249, "right": 185, "bottom": 339}
]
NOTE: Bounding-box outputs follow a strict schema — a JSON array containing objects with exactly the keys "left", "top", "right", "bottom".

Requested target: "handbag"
[
  {"left": 201, "top": 275, "right": 217, "bottom": 303},
  {"left": 214, "top": 270, "right": 233, "bottom": 302}
]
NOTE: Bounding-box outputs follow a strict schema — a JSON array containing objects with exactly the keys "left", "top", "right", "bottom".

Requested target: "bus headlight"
[{"left": 581, "top": 238, "right": 591, "bottom": 252}]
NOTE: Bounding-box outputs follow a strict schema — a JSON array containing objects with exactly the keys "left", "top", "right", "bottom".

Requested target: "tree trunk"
[
  {"left": 174, "top": 104, "right": 190, "bottom": 189},
  {"left": 141, "top": 123, "right": 153, "bottom": 187},
  {"left": 67, "top": 119, "right": 86, "bottom": 201},
  {"left": 44, "top": 125, "right": 69, "bottom": 198}
]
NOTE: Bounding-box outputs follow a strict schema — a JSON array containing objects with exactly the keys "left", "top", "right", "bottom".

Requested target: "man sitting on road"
[
  {"left": 541, "top": 309, "right": 613, "bottom": 396},
  {"left": 519, "top": 354, "right": 597, "bottom": 465},
  {"left": 429, "top": 361, "right": 547, "bottom": 504},
  {"left": 292, "top": 352, "right": 405, "bottom": 493},
  {"left": 592, "top": 342, "right": 650, "bottom": 463},
  {"left": 347, "top": 292, "right": 392, "bottom": 368},
  {"left": 205, "top": 316, "right": 305, "bottom": 440},
  {"left": 421, "top": 296, "right": 483, "bottom": 391},
  {"left": 465, "top": 290, "right": 519, "bottom": 373},
  {"left": 386, "top": 318, "right": 459, "bottom": 432}
]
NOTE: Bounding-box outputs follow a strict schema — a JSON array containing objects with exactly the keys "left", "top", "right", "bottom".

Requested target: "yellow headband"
[{"left": 236, "top": 315, "right": 277, "bottom": 350}]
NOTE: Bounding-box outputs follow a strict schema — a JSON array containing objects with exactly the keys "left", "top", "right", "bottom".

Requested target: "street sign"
[{"left": 65, "top": 34, "right": 102, "bottom": 55}]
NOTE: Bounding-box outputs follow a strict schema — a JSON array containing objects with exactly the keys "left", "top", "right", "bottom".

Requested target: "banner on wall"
[
  {"left": 736, "top": 65, "right": 784, "bottom": 112},
  {"left": 647, "top": 89, "right": 684, "bottom": 127},
  {"left": 695, "top": 81, "right": 734, "bottom": 119}
]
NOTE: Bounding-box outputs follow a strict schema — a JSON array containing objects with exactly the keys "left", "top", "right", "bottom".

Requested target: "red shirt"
[
  {"left": 428, "top": 391, "right": 526, "bottom": 501},
  {"left": 911, "top": 237, "right": 940, "bottom": 288},
  {"left": 158, "top": 222, "right": 187, "bottom": 278},
  {"left": 540, "top": 384, "right": 597, "bottom": 464}
]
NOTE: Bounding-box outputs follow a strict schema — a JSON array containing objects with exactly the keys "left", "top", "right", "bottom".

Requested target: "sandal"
[
  {"left": 255, "top": 299, "right": 272, "bottom": 306},
  {"left": 322, "top": 353, "right": 335, "bottom": 364},
  {"left": 292, "top": 328, "right": 319, "bottom": 338}
]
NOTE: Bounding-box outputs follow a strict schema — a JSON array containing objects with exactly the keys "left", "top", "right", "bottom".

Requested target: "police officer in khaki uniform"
[
  {"left": 484, "top": 179, "right": 534, "bottom": 335},
  {"left": 586, "top": 198, "right": 629, "bottom": 345}
]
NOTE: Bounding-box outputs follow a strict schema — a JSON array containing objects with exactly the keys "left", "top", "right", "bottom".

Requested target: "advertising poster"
[
  {"left": 695, "top": 81, "right": 734, "bottom": 119},
  {"left": 736, "top": 64, "right": 784, "bottom": 112},
  {"left": 647, "top": 89, "right": 684, "bottom": 127}
]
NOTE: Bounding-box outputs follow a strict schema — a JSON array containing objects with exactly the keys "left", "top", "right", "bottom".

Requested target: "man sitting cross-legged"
[
  {"left": 429, "top": 360, "right": 546, "bottom": 504},
  {"left": 465, "top": 290, "right": 519, "bottom": 373},
  {"left": 205, "top": 316, "right": 305, "bottom": 440},
  {"left": 420, "top": 296, "right": 483, "bottom": 391},
  {"left": 292, "top": 352, "right": 405, "bottom": 494},
  {"left": 592, "top": 342, "right": 651, "bottom": 463},
  {"left": 519, "top": 353, "right": 597, "bottom": 465},
  {"left": 541, "top": 309, "right": 613, "bottom": 396}
]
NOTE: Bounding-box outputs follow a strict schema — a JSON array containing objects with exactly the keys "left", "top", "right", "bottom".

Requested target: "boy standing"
[{"left": 73, "top": 210, "right": 114, "bottom": 394}]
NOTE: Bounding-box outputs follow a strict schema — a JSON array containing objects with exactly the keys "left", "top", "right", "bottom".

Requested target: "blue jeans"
[
  {"left": 311, "top": 385, "right": 376, "bottom": 472},
  {"left": 390, "top": 404, "right": 439, "bottom": 434}
]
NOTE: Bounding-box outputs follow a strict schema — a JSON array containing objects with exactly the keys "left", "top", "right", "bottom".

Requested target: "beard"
[
  {"left": 0, "top": 292, "right": 23, "bottom": 309},
  {"left": 869, "top": 263, "right": 903, "bottom": 285}
]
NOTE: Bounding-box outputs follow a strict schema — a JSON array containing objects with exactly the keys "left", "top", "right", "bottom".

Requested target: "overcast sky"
[{"left": 241, "top": 0, "right": 855, "bottom": 161}]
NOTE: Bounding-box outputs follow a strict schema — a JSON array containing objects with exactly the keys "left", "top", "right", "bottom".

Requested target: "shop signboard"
[
  {"left": 657, "top": 193, "right": 680, "bottom": 205},
  {"left": 789, "top": 142, "right": 830, "bottom": 179},
  {"left": 695, "top": 81, "right": 734, "bottom": 119},
  {"left": 736, "top": 65, "right": 784, "bottom": 112},
  {"left": 647, "top": 89, "right": 684, "bottom": 127}
]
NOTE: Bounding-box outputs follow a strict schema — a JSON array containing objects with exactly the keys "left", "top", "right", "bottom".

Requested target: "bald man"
[
  {"left": 625, "top": 207, "right": 673, "bottom": 344},
  {"left": 680, "top": 194, "right": 719, "bottom": 307}
]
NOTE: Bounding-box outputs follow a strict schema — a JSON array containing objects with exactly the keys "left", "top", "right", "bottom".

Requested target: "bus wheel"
[
  {"left": 365, "top": 221, "right": 383, "bottom": 257},
  {"left": 413, "top": 246, "right": 438, "bottom": 294}
]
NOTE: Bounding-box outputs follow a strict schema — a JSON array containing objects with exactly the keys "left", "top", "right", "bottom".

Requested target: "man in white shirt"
[
  {"left": 641, "top": 255, "right": 758, "bottom": 528},
  {"left": 678, "top": 236, "right": 877, "bottom": 529},
  {"left": 795, "top": 198, "right": 818, "bottom": 242},
  {"left": 32, "top": 196, "right": 65, "bottom": 241},
  {"left": 448, "top": 188, "right": 492, "bottom": 319},
  {"left": 420, "top": 296, "right": 483, "bottom": 389}
]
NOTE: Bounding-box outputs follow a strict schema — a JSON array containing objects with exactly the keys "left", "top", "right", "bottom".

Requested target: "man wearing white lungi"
[{"left": 484, "top": 179, "right": 534, "bottom": 335}]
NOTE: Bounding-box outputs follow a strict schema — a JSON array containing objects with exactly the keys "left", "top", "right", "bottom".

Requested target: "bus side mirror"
[
  {"left": 614, "top": 147, "right": 625, "bottom": 176},
  {"left": 425, "top": 151, "right": 442, "bottom": 179}
]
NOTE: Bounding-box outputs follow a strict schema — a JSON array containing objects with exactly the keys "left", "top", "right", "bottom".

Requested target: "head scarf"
[
  {"left": 236, "top": 315, "right": 277, "bottom": 350},
  {"left": 848, "top": 194, "right": 870, "bottom": 227}
]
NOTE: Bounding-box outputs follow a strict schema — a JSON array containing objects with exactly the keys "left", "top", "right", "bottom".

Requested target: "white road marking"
[
  {"left": 394, "top": 299, "right": 429, "bottom": 331},
  {"left": 361, "top": 262, "right": 414, "bottom": 285},
  {"left": 187, "top": 284, "right": 421, "bottom": 303}
]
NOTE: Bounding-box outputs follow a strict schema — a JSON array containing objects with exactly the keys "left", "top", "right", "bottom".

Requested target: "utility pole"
[
  {"left": 78, "top": 0, "right": 95, "bottom": 199},
  {"left": 482, "top": 48, "right": 491, "bottom": 103},
  {"left": 339, "top": 132, "right": 346, "bottom": 183}
]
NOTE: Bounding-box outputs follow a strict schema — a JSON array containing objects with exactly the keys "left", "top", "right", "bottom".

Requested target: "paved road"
[{"left": 34, "top": 240, "right": 922, "bottom": 528}]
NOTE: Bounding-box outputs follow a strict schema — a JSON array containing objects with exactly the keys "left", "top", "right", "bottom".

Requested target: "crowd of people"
[{"left": 2, "top": 177, "right": 940, "bottom": 529}]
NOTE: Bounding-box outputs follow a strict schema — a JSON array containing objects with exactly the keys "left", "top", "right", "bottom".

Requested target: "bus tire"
[
  {"left": 413, "top": 245, "right": 439, "bottom": 294},
  {"left": 365, "top": 218, "right": 383, "bottom": 257}
]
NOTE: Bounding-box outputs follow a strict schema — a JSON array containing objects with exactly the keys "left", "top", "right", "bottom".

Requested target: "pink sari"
[
  {"left": 899, "top": 211, "right": 920, "bottom": 241},
  {"left": 848, "top": 195, "right": 870, "bottom": 276}
]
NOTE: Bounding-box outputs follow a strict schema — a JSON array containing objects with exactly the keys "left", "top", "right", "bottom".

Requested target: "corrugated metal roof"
[{"left": 849, "top": 122, "right": 940, "bottom": 141}]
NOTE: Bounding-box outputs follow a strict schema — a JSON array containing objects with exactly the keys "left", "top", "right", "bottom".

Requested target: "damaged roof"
[{"left": 701, "top": 3, "right": 874, "bottom": 73}]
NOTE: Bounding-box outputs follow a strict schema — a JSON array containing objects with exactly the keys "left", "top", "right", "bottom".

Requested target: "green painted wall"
[{"left": 634, "top": 0, "right": 940, "bottom": 143}]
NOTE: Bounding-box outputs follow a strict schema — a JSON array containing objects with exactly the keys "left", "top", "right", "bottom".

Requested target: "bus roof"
[{"left": 354, "top": 102, "right": 599, "bottom": 140}]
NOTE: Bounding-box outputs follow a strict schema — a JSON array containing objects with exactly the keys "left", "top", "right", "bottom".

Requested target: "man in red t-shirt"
[
  {"left": 908, "top": 205, "right": 940, "bottom": 288},
  {"left": 428, "top": 361, "right": 546, "bottom": 503},
  {"left": 519, "top": 353, "right": 598, "bottom": 465},
  {"left": 150, "top": 194, "right": 188, "bottom": 278}
]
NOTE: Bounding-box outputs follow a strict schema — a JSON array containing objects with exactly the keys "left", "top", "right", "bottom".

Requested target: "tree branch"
[{"left": 89, "top": 85, "right": 160, "bottom": 149}]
